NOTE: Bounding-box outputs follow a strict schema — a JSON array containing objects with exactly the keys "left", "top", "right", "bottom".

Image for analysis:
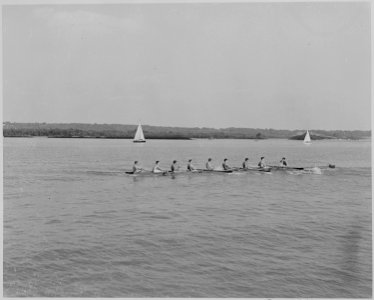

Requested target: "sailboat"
[
  {"left": 133, "top": 124, "right": 146, "bottom": 143},
  {"left": 303, "top": 130, "right": 311, "bottom": 144}
]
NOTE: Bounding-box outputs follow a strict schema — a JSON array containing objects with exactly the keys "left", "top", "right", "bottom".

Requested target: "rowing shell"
[
  {"left": 125, "top": 169, "right": 233, "bottom": 176},
  {"left": 125, "top": 170, "right": 169, "bottom": 176},
  {"left": 270, "top": 166, "right": 304, "bottom": 171},
  {"left": 228, "top": 166, "right": 272, "bottom": 172},
  {"left": 237, "top": 167, "right": 272, "bottom": 172},
  {"left": 270, "top": 164, "right": 335, "bottom": 171},
  {"left": 202, "top": 169, "right": 233, "bottom": 173}
]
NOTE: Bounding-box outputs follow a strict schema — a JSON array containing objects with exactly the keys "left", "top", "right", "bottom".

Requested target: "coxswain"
[
  {"left": 242, "top": 157, "right": 249, "bottom": 169},
  {"left": 206, "top": 158, "right": 214, "bottom": 170},
  {"left": 152, "top": 161, "right": 164, "bottom": 173},
  {"left": 258, "top": 157, "right": 266, "bottom": 168},
  {"left": 279, "top": 157, "right": 288, "bottom": 167},
  {"left": 222, "top": 158, "right": 231, "bottom": 170}
]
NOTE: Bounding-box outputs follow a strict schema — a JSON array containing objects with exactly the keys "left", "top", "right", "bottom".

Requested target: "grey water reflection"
[{"left": 338, "top": 221, "right": 371, "bottom": 296}]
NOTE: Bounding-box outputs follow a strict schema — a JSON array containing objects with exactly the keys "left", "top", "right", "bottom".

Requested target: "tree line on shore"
[{"left": 2, "top": 122, "right": 371, "bottom": 140}]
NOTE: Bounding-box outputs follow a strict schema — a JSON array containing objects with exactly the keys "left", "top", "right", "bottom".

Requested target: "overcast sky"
[{"left": 3, "top": 2, "right": 371, "bottom": 130}]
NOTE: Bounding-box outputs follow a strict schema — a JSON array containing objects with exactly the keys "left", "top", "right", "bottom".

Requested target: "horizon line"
[{"left": 2, "top": 121, "right": 371, "bottom": 132}]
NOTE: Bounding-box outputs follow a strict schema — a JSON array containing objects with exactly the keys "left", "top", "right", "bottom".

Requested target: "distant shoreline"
[
  {"left": 3, "top": 122, "right": 371, "bottom": 140},
  {"left": 4, "top": 136, "right": 371, "bottom": 141}
]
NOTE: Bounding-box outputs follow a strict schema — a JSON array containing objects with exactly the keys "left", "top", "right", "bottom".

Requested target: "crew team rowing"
[{"left": 131, "top": 157, "right": 288, "bottom": 174}]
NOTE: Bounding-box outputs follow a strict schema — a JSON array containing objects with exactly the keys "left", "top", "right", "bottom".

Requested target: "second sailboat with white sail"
[{"left": 133, "top": 124, "right": 146, "bottom": 143}]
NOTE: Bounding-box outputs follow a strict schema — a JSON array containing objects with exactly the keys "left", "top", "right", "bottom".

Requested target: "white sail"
[
  {"left": 133, "top": 124, "right": 146, "bottom": 142},
  {"left": 303, "top": 130, "right": 311, "bottom": 144}
]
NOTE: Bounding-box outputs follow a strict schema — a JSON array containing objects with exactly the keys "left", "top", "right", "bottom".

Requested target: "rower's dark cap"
[
  {"left": 261, "top": 157, "right": 265, "bottom": 159},
  {"left": 155, "top": 161, "right": 159, "bottom": 163},
  {"left": 134, "top": 161, "right": 138, "bottom": 163},
  {"left": 245, "top": 158, "right": 249, "bottom": 160},
  {"left": 224, "top": 158, "right": 227, "bottom": 161},
  {"left": 282, "top": 157, "right": 286, "bottom": 159},
  {"left": 208, "top": 158, "right": 212, "bottom": 161},
  {"left": 188, "top": 159, "right": 192, "bottom": 162},
  {"left": 173, "top": 160, "right": 177, "bottom": 163}
]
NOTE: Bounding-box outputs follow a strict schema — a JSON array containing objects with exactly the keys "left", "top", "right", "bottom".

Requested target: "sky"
[{"left": 2, "top": 2, "right": 371, "bottom": 130}]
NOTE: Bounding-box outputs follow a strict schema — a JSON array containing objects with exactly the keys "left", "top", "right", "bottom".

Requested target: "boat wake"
[
  {"left": 311, "top": 167, "right": 322, "bottom": 174},
  {"left": 303, "top": 167, "right": 322, "bottom": 175},
  {"left": 282, "top": 167, "right": 323, "bottom": 175},
  {"left": 86, "top": 170, "right": 127, "bottom": 176}
]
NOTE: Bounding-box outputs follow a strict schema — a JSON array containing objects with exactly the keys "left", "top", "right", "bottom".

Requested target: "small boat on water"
[
  {"left": 124, "top": 164, "right": 336, "bottom": 176},
  {"left": 133, "top": 124, "right": 146, "bottom": 143},
  {"left": 304, "top": 130, "right": 311, "bottom": 144},
  {"left": 124, "top": 167, "right": 273, "bottom": 176}
]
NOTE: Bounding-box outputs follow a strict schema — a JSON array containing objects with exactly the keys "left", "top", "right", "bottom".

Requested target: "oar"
[
  {"left": 230, "top": 167, "right": 242, "bottom": 171},
  {"left": 190, "top": 169, "right": 204, "bottom": 173}
]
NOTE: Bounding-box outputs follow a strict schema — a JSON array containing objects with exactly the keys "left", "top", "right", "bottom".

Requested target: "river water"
[{"left": 3, "top": 137, "right": 372, "bottom": 297}]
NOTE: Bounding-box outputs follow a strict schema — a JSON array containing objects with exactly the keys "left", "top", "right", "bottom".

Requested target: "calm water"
[{"left": 3, "top": 137, "right": 372, "bottom": 297}]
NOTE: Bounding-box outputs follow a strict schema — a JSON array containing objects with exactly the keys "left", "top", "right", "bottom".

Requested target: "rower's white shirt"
[
  {"left": 259, "top": 160, "right": 266, "bottom": 167},
  {"left": 206, "top": 162, "right": 214, "bottom": 170},
  {"left": 187, "top": 163, "right": 195, "bottom": 170},
  {"left": 152, "top": 164, "right": 162, "bottom": 172}
]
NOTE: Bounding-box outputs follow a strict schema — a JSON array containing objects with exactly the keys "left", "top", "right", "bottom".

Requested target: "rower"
[
  {"left": 132, "top": 161, "right": 143, "bottom": 173},
  {"left": 187, "top": 159, "right": 196, "bottom": 171},
  {"left": 206, "top": 158, "right": 214, "bottom": 170},
  {"left": 242, "top": 157, "right": 249, "bottom": 169},
  {"left": 279, "top": 157, "right": 287, "bottom": 167},
  {"left": 222, "top": 158, "right": 231, "bottom": 170},
  {"left": 152, "top": 161, "right": 164, "bottom": 173},
  {"left": 258, "top": 157, "right": 266, "bottom": 168},
  {"left": 170, "top": 160, "right": 179, "bottom": 173}
]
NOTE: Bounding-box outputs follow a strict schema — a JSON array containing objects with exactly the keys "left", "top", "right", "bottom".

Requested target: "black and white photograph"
[{"left": 2, "top": 1, "right": 372, "bottom": 297}]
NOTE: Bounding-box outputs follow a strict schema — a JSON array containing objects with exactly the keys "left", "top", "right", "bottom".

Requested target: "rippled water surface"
[{"left": 3, "top": 138, "right": 372, "bottom": 297}]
